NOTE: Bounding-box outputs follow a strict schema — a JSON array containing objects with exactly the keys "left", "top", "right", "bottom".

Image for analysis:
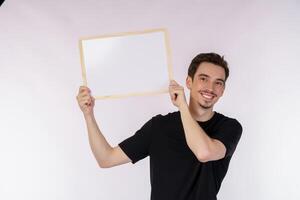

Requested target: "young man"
[{"left": 76, "top": 53, "right": 242, "bottom": 200}]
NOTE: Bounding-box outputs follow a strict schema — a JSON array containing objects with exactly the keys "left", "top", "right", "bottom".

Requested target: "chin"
[
  {"left": 199, "top": 103, "right": 213, "bottom": 109},
  {"left": 198, "top": 99, "right": 217, "bottom": 109},
  {"left": 197, "top": 100, "right": 211, "bottom": 109}
]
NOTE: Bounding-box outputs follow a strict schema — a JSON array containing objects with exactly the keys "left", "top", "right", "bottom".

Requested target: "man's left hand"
[{"left": 169, "top": 80, "right": 187, "bottom": 109}]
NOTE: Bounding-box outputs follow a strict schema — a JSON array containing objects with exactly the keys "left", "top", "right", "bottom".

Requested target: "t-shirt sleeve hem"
[
  {"left": 118, "top": 142, "right": 138, "bottom": 164},
  {"left": 211, "top": 118, "right": 243, "bottom": 158}
]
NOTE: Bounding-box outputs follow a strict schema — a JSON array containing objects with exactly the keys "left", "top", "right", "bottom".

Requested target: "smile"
[{"left": 200, "top": 92, "right": 215, "bottom": 100}]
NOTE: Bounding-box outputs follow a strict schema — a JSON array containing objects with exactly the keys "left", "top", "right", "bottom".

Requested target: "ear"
[{"left": 186, "top": 76, "right": 192, "bottom": 90}]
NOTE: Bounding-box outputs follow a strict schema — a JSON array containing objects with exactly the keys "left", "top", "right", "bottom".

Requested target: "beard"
[
  {"left": 198, "top": 98, "right": 214, "bottom": 109},
  {"left": 199, "top": 102, "right": 213, "bottom": 109}
]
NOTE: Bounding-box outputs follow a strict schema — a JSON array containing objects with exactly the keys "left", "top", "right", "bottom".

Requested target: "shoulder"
[
  {"left": 153, "top": 111, "right": 180, "bottom": 121},
  {"left": 151, "top": 111, "right": 181, "bottom": 126},
  {"left": 214, "top": 112, "right": 243, "bottom": 133}
]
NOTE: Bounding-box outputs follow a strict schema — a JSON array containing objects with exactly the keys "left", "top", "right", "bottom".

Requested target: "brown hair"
[{"left": 188, "top": 53, "right": 229, "bottom": 81}]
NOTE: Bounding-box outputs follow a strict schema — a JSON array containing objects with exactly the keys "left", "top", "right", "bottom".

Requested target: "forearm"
[
  {"left": 84, "top": 113, "right": 113, "bottom": 166},
  {"left": 179, "top": 104, "right": 213, "bottom": 160}
]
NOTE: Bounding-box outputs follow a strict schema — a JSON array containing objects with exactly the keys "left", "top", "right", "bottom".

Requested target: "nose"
[{"left": 205, "top": 81, "right": 214, "bottom": 92}]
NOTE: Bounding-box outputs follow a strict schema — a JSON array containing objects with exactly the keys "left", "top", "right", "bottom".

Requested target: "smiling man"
[{"left": 76, "top": 53, "right": 242, "bottom": 200}]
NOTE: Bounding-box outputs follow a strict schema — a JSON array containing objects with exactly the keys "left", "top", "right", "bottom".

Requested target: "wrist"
[
  {"left": 178, "top": 102, "right": 188, "bottom": 111},
  {"left": 84, "top": 113, "right": 95, "bottom": 121}
]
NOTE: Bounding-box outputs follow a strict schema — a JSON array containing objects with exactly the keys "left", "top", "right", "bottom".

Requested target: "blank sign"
[{"left": 79, "top": 29, "right": 173, "bottom": 99}]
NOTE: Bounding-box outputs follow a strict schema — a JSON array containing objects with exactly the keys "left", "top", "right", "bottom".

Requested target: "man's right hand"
[
  {"left": 76, "top": 86, "right": 95, "bottom": 116},
  {"left": 76, "top": 86, "right": 131, "bottom": 168}
]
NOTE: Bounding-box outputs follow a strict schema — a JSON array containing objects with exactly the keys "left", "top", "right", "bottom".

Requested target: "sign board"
[{"left": 79, "top": 29, "right": 173, "bottom": 99}]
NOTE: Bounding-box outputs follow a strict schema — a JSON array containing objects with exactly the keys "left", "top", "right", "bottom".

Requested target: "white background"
[{"left": 0, "top": 0, "right": 299, "bottom": 199}]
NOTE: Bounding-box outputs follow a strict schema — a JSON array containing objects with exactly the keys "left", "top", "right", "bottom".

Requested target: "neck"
[{"left": 188, "top": 98, "right": 215, "bottom": 122}]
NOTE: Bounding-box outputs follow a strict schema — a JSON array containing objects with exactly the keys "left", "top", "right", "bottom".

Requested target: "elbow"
[
  {"left": 98, "top": 163, "right": 110, "bottom": 169},
  {"left": 196, "top": 149, "right": 211, "bottom": 163},
  {"left": 97, "top": 160, "right": 112, "bottom": 169}
]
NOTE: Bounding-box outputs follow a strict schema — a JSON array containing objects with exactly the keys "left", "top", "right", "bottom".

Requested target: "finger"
[
  {"left": 77, "top": 92, "right": 91, "bottom": 99},
  {"left": 169, "top": 79, "right": 177, "bottom": 84},
  {"left": 80, "top": 89, "right": 90, "bottom": 96},
  {"left": 169, "top": 87, "right": 184, "bottom": 94},
  {"left": 79, "top": 87, "right": 92, "bottom": 95},
  {"left": 80, "top": 96, "right": 92, "bottom": 103},
  {"left": 170, "top": 91, "right": 179, "bottom": 99},
  {"left": 169, "top": 86, "right": 183, "bottom": 91},
  {"left": 169, "top": 80, "right": 179, "bottom": 86},
  {"left": 169, "top": 92, "right": 175, "bottom": 101},
  {"left": 79, "top": 86, "right": 87, "bottom": 92},
  {"left": 169, "top": 83, "right": 182, "bottom": 88},
  {"left": 169, "top": 88, "right": 178, "bottom": 99},
  {"left": 79, "top": 97, "right": 91, "bottom": 105},
  {"left": 83, "top": 99, "right": 91, "bottom": 106},
  {"left": 77, "top": 94, "right": 90, "bottom": 102},
  {"left": 79, "top": 99, "right": 89, "bottom": 106},
  {"left": 79, "top": 86, "right": 91, "bottom": 93},
  {"left": 79, "top": 100, "right": 89, "bottom": 107}
]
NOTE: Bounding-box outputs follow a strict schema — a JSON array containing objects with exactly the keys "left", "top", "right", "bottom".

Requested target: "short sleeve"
[
  {"left": 212, "top": 119, "right": 243, "bottom": 158},
  {"left": 118, "top": 116, "right": 157, "bottom": 164}
]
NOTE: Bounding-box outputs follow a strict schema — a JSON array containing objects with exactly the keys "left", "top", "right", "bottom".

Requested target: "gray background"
[{"left": 0, "top": 0, "right": 299, "bottom": 199}]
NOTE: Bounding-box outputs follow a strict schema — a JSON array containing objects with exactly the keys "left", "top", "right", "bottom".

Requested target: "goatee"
[{"left": 199, "top": 103, "right": 212, "bottom": 109}]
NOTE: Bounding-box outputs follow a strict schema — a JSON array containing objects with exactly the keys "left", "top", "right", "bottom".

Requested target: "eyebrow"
[
  {"left": 198, "top": 73, "right": 225, "bottom": 84},
  {"left": 198, "top": 74, "right": 209, "bottom": 78}
]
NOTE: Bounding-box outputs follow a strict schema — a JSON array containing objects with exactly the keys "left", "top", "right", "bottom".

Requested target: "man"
[{"left": 76, "top": 53, "right": 242, "bottom": 200}]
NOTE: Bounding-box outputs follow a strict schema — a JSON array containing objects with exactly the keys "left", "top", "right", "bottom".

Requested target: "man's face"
[{"left": 186, "top": 62, "right": 226, "bottom": 109}]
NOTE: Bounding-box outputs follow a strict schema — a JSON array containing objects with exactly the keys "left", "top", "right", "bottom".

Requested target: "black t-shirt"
[{"left": 119, "top": 111, "right": 242, "bottom": 200}]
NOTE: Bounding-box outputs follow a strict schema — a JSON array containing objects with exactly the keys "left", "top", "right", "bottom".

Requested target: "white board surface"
[{"left": 79, "top": 29, "right": 173, "bottom": 99}]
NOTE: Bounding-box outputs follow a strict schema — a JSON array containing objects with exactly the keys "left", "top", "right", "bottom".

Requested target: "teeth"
[
  {"left": 203, "top": 95, "right": 212, "bottom": 99},
  {"left": 201, "top": 93, "right": 214, "bottom": 99}
]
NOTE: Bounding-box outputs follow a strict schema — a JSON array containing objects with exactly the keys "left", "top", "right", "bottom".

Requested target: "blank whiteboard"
[{"left": 79, "top": 29, "right": 173, "bottom": 99}]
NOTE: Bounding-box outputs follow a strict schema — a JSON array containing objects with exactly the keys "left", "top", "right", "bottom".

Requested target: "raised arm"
[
  {"left": 76, "top": 86, "right": 131, "bottom": 168},
  {"left": 169, "top": 81, "right": 226, "bottom": 163}
]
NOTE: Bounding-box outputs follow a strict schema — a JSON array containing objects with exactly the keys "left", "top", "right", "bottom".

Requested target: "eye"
[
  {"left": 215, "top": 81, "right": 224, "bottom": 86},
  {"left": 199, "top": 77, "right": 207, "bottom": 81}
]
